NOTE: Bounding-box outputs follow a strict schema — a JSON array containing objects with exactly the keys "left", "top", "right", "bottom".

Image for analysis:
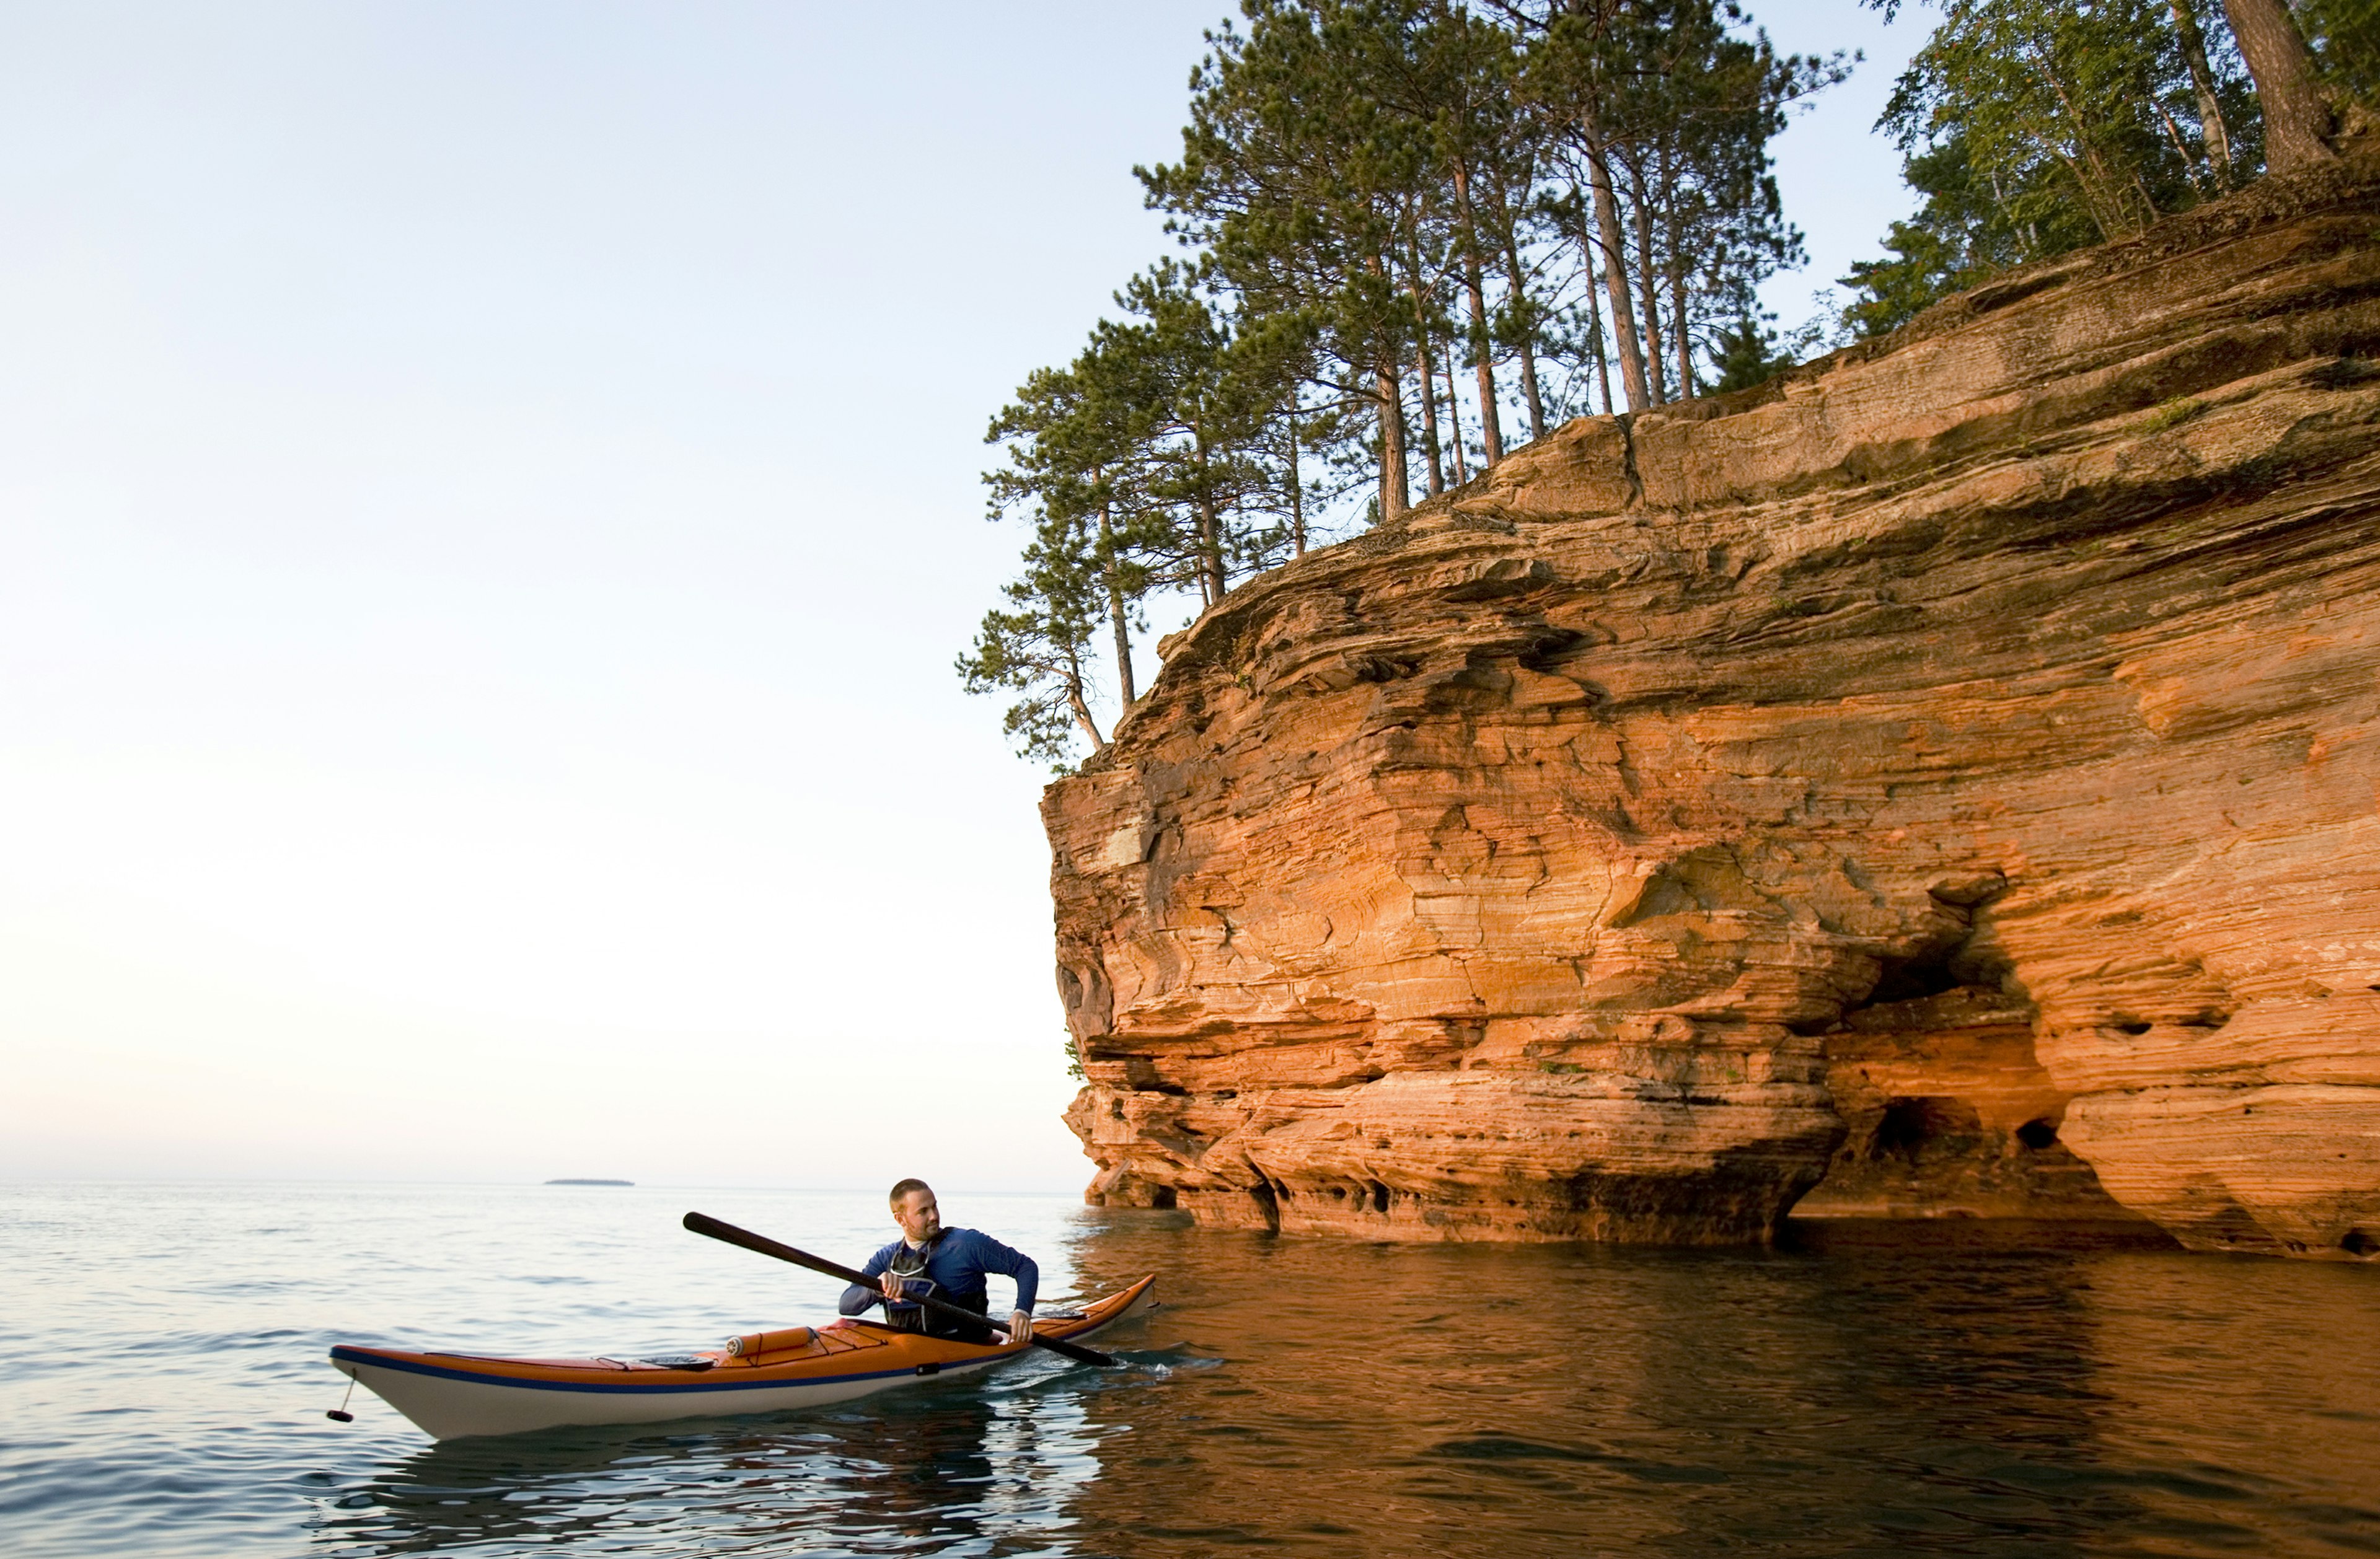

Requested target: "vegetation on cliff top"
[
  {"left": 961, "top": 0, "right": 2361, "bottom": 771},
  {"left": 1842, "top": 0, "right": 2374, "bottom": 334}
]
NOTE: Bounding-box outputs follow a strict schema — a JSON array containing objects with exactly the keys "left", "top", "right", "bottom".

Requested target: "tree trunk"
[
  {"left": 1375, "top": 362, "right": 1408, "bottom": 522},
  {"left": 1636, "top": 232, "right": 1665, "bottom": 403},
  {"left": 1662, "top": 149, "right": 1693, "bottom": 398},
  {"left": 1509, "top": 244, "right": 1547, "bottom": 441},
  {"left": 1193, "top": 421, "right": 1226, "bottom": 605},
  {"left": 1572, "top": 187, "right": 1615, "bottom": 416},
  {"left": 1579, "top": 141, "right": 1651, "bottom": 413},
  {"left": 2169, "top": 0, "right": 2234, "bottom": 185},
  {"left": 1442, "top": 339, "right": 1468, "bottom": 485},
  {"left": 1286, "top": 411, "right": 1305, "bottom": 556},
  {"left": 2025, "top": 51, "right": 2123, "bottom": 237},
  {"left": 2220, "top": 0, "right": 2338, "bottom": 172},
  {"left": 1398, "top": 221, "right": 1448, "bottom": 497},
  {"left": 1585, "top": 262, "right": 1614, "bottom": 417},
  {"left": 1984, "top": 167, "right": 2041, "bottom": 259},
  {"left": 2154, "top": 97, "right": 2211, "bottom": 197},
  {"left": 1413, "top": 306, "right": 1446, "bottom": 495},
  {"left": 1465, "top": 274, "right": 1501, "bottom": 465},
  {"left": 1626, "top": 152, "right": 1667, "bottom": 405},
  {"left": 1491, "top": 170, "right": 1546, "bottom": 442},
  {"left": 1097, "top": 498, "right": 1134, "bottom": 706},
  {"left": 1368, "top": 253, "right": 1409, "bottom": 523},
  {"left": 1450, "top": 160, "right": 1504, "bottom": 466},
  {"left": 1403, "top": 222, "right": 1448, "bottom": 498},
  {"left": 1065, "top": 659, "right": 1106, "bottom": 752},
  {"left": 1199, "top": 497, "right": 1225, "bottom": 604},
  {"left": 1670, "top": 266, "right": 1693, "bottom": 400}
]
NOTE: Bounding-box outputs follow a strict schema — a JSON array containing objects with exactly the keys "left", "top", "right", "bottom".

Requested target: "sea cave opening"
[{"left": 1873, "top": 1095, "right": 1984, "bottom": 1161}]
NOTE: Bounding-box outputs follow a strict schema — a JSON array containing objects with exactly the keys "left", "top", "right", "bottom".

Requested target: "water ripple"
[{"left": 4, "top": 1185, "right": 2378, "bottom": 1557}]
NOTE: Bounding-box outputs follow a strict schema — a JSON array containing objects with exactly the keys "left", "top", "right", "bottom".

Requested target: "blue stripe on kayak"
[{"left": 328, "top": 1346, "right": 949, "bottom": 1395}]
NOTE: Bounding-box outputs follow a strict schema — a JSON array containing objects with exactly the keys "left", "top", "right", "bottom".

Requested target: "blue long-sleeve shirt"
[{"left": 836, "top": 1227, "right": 1040, "bottom": 1319}]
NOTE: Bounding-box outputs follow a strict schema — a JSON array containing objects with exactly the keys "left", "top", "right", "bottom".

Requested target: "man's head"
[{"left": 889, "top": 1177, "right": 940, "bottom": 1243}]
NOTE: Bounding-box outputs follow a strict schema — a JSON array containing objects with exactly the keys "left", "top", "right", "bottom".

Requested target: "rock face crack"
[{"left": 1045, "top": 146, "right": 2380, "bottom": 1257}]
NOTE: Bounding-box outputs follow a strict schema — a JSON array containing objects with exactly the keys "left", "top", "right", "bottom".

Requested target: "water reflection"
[
  {"left": 2079, "top": 1255, "right": 2380, "bottom": 1553},
  {"left": 1046, "top": 1211, "right": 2376, "bottom": 1559},
  {"left": 301, "top": 1208, "right": 2380, "bottom": 1558},
  {"left": 317, "top": 1379, "right": 1123, "bottom": 1556}
]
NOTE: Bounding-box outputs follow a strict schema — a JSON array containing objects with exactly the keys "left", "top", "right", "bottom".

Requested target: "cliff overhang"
[{"left": 1046, "top": 144, "right": 2380, "bottom": 1259}]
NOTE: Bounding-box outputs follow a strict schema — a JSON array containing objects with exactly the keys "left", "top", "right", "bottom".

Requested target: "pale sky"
[{"left": 0, "top": 2, "right": 1918, "bottom": 1192}]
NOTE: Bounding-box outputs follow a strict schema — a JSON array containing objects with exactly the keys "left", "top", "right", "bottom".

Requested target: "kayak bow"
[{"left": 328, "top": 1274, "right": 1155, "bottom": 1441}]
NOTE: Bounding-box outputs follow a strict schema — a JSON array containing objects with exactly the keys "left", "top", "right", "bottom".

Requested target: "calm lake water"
[{"left": 4, "top": 1182, "right": 2376, "bottom": 1558}]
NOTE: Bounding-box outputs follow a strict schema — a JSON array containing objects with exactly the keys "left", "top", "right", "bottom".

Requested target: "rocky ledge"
[{"left": 1046, "top": 144, "right": 2380, "bottom": 1259}]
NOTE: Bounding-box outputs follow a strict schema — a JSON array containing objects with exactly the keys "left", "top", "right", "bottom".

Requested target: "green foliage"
[
  {"left": 966, "top": 0, "right": 1858, "bottom": 765},
  {"left": 969, "top": 263, "right": 1327, "bottom": 770},
  {"left": 1890, "top": 0, "right": 2233, "bottom": 240},
  {"left": 1141, "top": 1, "right": 1443, "bottom": 505},
  {"left": 1099, "top": 262, "right": 1301, "bottom": 603},
  {"left": 1706, "top": 308, "right": 1794, "bottom": 392},
  {"left": 2301, "top": 0, "right": 2380, "bottom": 104},
  {"left": 1838, "top": 133, "right": 2044, "bottom": 335},
  {"left": 1502, "top": 0, "right": 1848, "bottom": 405},
  {"left": 1150, "top": 0, "right": 1842, "bottom": 441},
  {"left": 954, "top": 507, "right": 1109, "bottom": 773},
  {"left": 1841, "top": 0, "right": 2265, "bottom": 338}
]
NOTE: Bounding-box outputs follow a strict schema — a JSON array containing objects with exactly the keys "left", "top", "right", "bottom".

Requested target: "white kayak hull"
[
  {"left": 333, "top": 1346, "right": 1011, "bottom": 1440},
  {"left": 330, "top": 1278, "right": 1153, "bottom": 1441}
]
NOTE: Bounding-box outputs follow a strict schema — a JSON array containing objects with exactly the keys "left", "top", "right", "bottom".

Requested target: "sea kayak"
[{"left": 329, "top": 1274, "right": 1156, "bottom": 1441}]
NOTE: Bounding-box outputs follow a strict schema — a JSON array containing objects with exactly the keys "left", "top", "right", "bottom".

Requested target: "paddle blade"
[{"left": 1024, "top": 1332, "right": 1117, "bottom": 1368}]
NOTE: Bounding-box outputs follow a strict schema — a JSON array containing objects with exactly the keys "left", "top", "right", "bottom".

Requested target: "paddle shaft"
[{"left": 681, "top": 1211, "right": 1117, "bottom": 1368}]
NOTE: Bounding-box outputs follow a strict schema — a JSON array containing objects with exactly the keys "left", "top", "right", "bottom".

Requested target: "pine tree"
[
  {"left": 970, "top": 0, "right": 1871, "bottom": 765},
  {"left": 955, "top": 509, "right": 1111, "bottom": 771},
  {"left": 1497, "top": 0, "right": 1658, "bottom": 410},
  {"left": 1497, "top": 0, "right": 1838, "bottom": 410},
  {"left": 1142, "top": 1, "right": 1432, "bottom": 522},
  {"left": 985, "top": 358, "right": 1153, "bottom": 711},
  {"left": 1706, "top": 297, "right": 1796, "bottom": 391},
  {"left": 1098, "top": 262, "right": 1297, "bottom": 607}
]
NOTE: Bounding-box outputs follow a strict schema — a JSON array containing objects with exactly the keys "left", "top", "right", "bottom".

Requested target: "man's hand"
[
  {"left": 1006, "top": 1311, "right": 1033, "bottom": 1344},
  {"left": 879, "top": 1271, "right": 904, "bottom": 1301}
]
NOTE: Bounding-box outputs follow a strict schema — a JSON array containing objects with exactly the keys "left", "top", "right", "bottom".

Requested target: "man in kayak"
[{"left": 839, "top": 1179, "right": 1038, "bottom": 1345}]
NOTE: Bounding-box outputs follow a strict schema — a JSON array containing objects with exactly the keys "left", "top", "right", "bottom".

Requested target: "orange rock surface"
[{"left": 1047, "top": 147, "right": 2380, "bottom": 1258}]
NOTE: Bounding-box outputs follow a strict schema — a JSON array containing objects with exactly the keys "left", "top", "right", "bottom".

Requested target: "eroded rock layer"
[
  {"left": 1792, "top": 983, "right": 2143, "bottom": 1222},
  {"left": 1048, "top": 149, "right": 2380, "bottom": 1257}
]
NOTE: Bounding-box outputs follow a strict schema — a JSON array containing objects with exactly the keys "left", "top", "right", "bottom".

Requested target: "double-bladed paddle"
[{"left": 681, "top": 1210, "right": 1119, "bottom": 1368}]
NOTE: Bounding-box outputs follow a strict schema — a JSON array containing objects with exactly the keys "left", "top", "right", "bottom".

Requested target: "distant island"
[{"left": 545, "top": 1178, "right": 633, "bottom": 1187}]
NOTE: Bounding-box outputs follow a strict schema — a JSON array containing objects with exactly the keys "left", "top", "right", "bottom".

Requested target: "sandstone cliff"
[{"left": 1047, "top": 146, "right": 2380, "bottom": 1259}]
